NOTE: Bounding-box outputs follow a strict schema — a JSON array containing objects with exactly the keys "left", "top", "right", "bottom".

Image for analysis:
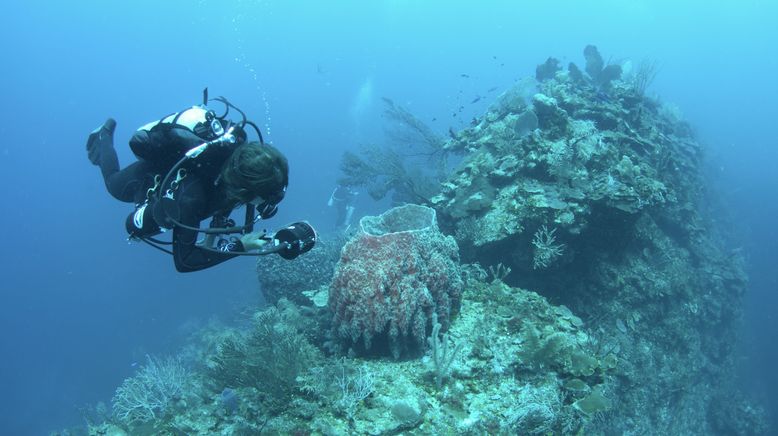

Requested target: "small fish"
[
  {"left": 460, "top": 74, "right": 470, "bottom": 78},
  {"left": 471, "top": 96, "right": 482, "bottom": 104},
  {"left": 431, "top": 117, "right": 437, "bottom": 122},
  {"left": 458, "top": 105, "right": 464, "bottom": 111},
  {"left": 452, "top": 112, "right": 457, "bottom": 117},
  {"left": 492, "top": 55, "right": 498, "bottom": 60},
  {"left": 487, "top": 86, "right": 498, "bottom": 92}
]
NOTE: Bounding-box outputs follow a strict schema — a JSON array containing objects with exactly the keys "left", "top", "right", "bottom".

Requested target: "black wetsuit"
[
  {"left": 92, "top": 121, "right": 246, "bottom": 272},
  {"left": 331, "top": 185, "right": 358, "bottom": 227}
]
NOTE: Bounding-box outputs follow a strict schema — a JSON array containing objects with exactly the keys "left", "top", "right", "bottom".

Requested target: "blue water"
[{"left": 0, "top": 1, "right": 775, "bottom": 434}]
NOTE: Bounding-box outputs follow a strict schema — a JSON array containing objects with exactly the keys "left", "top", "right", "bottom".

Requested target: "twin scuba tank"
[{"left": 129, "top": 105, "right": 243, "bottom": 169}]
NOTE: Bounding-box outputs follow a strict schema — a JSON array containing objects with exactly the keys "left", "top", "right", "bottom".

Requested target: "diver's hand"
[
  {"left": 197, "top": 234, "right": 217, "bottom": 248},
  {"left": 240, "top": 231, "right": 269, "bottom": 251}
]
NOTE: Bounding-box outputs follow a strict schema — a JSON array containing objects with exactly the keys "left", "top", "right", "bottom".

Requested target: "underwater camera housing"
[{"left": 272, "top": 221, "right": 317, "bottom": 259}]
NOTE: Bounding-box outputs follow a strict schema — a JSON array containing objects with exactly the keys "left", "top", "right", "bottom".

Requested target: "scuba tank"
[
  {"left": 128, "top": 89, "right": 261, "bottom": 167},
  {"left": 129, "top": 106, "right": 241, "bottom": 168}
]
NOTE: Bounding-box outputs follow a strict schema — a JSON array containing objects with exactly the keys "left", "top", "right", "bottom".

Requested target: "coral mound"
[
  {"left": 328, "top": 204, "right": 463, "bottom": 357},
  {"left": 257, "top": 231, "right": 346, "bottom": 306}
]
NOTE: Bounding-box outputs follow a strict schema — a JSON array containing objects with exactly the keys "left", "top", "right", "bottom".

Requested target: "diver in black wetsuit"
[
  {"left": 86, "top": 96, "right": 315, "bottom": 272},
  {"left": 328, "top": 184, "right": 359, "bottom": 229}
]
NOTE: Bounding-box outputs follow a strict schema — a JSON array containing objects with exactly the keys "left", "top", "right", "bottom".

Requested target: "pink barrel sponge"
[{"left": 328, "top": 204, "right": 463, "bottom": 357}]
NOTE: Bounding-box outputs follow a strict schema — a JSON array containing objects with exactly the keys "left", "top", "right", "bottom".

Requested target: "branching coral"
[
  {"left": 338, "top": 146, "right": 438, "bottom": 204},
  {"left": 334, "top": 359, "right": 375, "bottom": 418},
  {"left": 630, "top": 59, "right": 661, "bottom": 97},
  {"left": 338, "top": 99, "right": 447, "bottom": 205},
  {"left": 382, "top": 97, "right": 445, "bottom": 156},
  {"left": 111, "top": 355, "right": 189, "bottom": 427},
  {"left": 208, "top": 307, "right": 320, "bottom": 413},
  {"left": 531, "top": 225, "right": 565, "bottom": 269},
  {"left": 427, "top": 313, "right": 462, "bottom": 388}
]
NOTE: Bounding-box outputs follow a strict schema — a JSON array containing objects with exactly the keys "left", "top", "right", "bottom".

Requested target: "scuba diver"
[
  {"left": 327, "top": 184, "right": 359, "bottom": 229},
  {"left": 86, "top": 90, "right": 316, "bottom": 272}
]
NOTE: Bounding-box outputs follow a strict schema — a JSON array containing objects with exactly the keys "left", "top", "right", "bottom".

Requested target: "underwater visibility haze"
[{"left": 0, "top": 0, "right": 776, "bottom": 434}]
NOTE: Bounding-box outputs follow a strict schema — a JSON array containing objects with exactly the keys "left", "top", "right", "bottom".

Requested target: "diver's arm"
[
  {"left": 171, "top": 182, "right": 243, "bottom": 273},
  {"left": 173, "top": 222, "right": 243, "bottom": 273},
  {"left": 173, "top": 227, "right": 270, "bottom": 272}
]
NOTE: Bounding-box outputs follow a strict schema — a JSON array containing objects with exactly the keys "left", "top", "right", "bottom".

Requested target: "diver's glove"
[{"left": 239, "top": 231, "right": 270, "bottom": 251}]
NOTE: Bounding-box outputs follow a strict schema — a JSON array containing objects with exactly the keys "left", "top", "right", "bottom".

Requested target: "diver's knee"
[{"left": 106, "top": 178, "right": 140, "bottom": 203}]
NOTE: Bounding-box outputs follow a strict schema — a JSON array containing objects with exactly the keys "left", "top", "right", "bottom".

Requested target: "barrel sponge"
[{"left": 328, "top": 204, "right": 463, "bottom": 358}]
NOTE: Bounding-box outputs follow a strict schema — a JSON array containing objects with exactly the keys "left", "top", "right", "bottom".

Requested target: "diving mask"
[{"left": 251, "top": 186, "right": 286, "bottom": 219}]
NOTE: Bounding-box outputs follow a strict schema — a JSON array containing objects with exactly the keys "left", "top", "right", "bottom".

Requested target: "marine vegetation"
[
  {"left": 60, "top": 46, "right": 766, "bottom": 436},
  {"left": 338, "top": 98, "right": 449, "bottom": 206}
]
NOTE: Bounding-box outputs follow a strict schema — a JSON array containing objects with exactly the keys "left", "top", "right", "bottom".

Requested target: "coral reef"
[
  {"left": 431, "top": 45, "right": 764, "bottom": 433},
  {"left": 79, "top": 277, "right": 618, "bottom": 435},
  {"left": 206, "top": 306, "right": 322, "bottom": 415},
  {"left": 328, "top": 204, "right": 463, "bottom": 357},
  {"left": 256, "top": 230, "right": 346, "bottom": 306},
  {"left": 60, "top": 46, "right": 767, "bottom": 436},
  {"left": 436, "top": 45, "right": 697, "bottom": 266}
]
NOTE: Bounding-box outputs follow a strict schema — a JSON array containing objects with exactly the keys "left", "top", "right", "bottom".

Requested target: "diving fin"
[{"left": 87, "top": 118, "right": 117, "bottom": 165}]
